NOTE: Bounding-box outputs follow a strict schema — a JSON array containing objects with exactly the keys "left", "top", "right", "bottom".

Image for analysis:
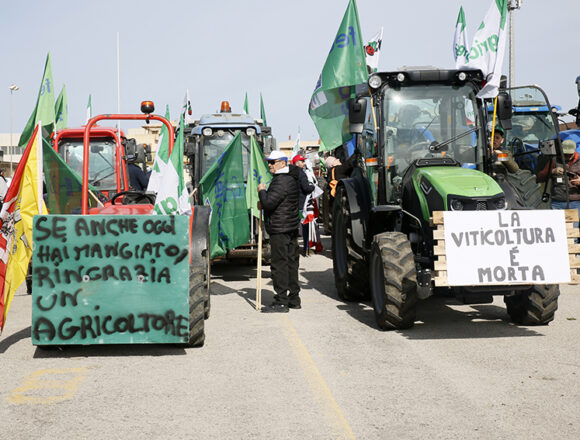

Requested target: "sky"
[{"left": 1, "top": 0, "right": 579, "bottom": 144}]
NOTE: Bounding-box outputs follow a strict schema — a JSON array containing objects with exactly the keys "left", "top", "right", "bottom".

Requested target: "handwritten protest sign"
[
  {"left": 444, "top": 210, "right": 570, "bottom": 286},
  {"left": 31, "top": 215, "right": 190, "bottom": 345}
]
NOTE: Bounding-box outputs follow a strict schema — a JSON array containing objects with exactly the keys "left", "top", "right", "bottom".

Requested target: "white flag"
[
  {"left": 147, "top": 105, "right": 171, "bottom": 194},
  {"left": 182, "top": 89, "right": 194, "bottom": 124},
  {"left": 453, "top": 6, "right": 470, "bottom": 68},
  {"left": 152, "top": 114, "right": 191, "bottom": 216},
  {"left": 465, "top": 0, "right": 508, "bottom": 98},
  {"left": 365, "top": 27, "right": 383, "bottom": 74}
]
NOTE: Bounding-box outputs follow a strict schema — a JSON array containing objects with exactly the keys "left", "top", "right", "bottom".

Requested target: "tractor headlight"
[
  {"left": 450, "top": 199, "right": 464, "bottom": 211},
  {"left": 246, "top": 127, "right": 256, "bottom": 136},
  {"left": 202, "top": 127, "right": 213, "bottom": 136},
  {"left": 396, "top": 73, "right": 405, "bottom": 82},
  {"left": 369, "top": 74, "right": 382, "bottom": 89},
  {"left": 458, "top": 72, "right": 467, "bottom": 81},
  {"left": 495, "top": 197, "right": 506, "bottom": 209}
]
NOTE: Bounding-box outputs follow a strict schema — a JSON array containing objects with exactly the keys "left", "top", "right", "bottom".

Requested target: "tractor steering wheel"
[{"left": 110, "top": 191, "right": 156, "bottom": 205}]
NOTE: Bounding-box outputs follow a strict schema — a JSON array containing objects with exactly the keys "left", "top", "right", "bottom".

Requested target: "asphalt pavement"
[{"left": 1, "top": 235, "right": 579, "bottom": 440}]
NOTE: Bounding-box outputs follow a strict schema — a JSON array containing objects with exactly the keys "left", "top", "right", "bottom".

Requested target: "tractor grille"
[
  {"left": 447, "top": 194, "right": 506, "bottom": 211},
  {"left": 476, "top": 201, "right": 488, "bottom": 210}
]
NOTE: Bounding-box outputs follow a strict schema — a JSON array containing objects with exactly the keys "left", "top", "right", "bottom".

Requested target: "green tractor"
[{"left": 332, "top": 68, "right": 568, "bottom": 330}]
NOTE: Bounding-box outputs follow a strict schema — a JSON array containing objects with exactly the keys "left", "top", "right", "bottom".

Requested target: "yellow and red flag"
[{"left": 0, "top": 124, "right": 46, "bottom": 332}]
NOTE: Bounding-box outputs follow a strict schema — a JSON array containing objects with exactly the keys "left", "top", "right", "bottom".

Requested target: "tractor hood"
[
  {"left": 408, "top": 165, "right": 505, "bottom": 221},
  {"left": 414, "top": 166, "right": 502, "bottom": 199}
]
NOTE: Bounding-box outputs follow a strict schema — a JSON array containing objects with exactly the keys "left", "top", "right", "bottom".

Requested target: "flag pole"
[
  {"left": 256, "top": 210, "right": 263, "bottom": 310},
  {"left": 36, "top": 122, "right": 44, "bottom": 214}
]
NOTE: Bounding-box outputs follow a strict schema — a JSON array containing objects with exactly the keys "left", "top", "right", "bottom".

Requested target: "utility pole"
[
  {"left": 508, "top": 0, "right": 523, "bottom": 88},
  {"left": 9, "top": 84, "right": 19, "bottom": 176}
]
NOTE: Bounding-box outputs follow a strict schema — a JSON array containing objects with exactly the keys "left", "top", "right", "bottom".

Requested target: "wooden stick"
[{"left": 256, "top": 211, "right": 263, "bottom": 311}]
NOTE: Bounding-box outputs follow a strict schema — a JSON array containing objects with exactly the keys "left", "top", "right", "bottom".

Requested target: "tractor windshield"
[
  {"left": 496, "top": 86, "right": 559, "bottom": 173},
  {"left": 201, "top": 130, "right": 251, "bottom": 180},
  {"left": 382, "top": 83, "right": 484, "bottom": 179},
  {"left": 58, "top": 139, "right": 118, "bottom": 190}
]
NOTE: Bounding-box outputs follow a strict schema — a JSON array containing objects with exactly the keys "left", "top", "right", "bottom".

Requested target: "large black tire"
[
  {"left": 331, "top": 186, "right": 368, "bottom": 301},
  {"left": 369, "top": 232, "right": 417, "bottom": 330},
  {"left": 504, "top": 284, "right": 559, "bottom": 325},
  {"left": 504, "top": 169, "right": 549, "bottom": 209},
  {"left": 188, "top": 265, "right": 206, "bottom": 347}
]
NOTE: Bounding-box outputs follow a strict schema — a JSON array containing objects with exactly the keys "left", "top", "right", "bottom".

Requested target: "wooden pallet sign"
[{"left": 432, "top": 209, "right": 579, "bottom": 287}]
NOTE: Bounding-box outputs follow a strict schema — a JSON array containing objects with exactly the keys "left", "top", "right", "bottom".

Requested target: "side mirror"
[
  {"left": 123, "top": 138, "right": 137, "bottom": 160},
  {"left": 349, "top": 98, "right": 367, "bottom": 134},
  {"left": 90, "top": 145, "right": 104, "bottom": 153},
  {"left": 496, "top": 92, "right": 512, "bottom": 130}
]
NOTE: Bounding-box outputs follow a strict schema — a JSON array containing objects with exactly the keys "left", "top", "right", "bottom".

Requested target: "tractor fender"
[
  {"left": 190, "top": 205, "right": 210, "bottom": 266},
  {"left": 338, "top": 175, "right": 372, "bottom": 250}
]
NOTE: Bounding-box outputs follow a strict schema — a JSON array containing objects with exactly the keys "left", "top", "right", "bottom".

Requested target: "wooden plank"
[
  {"left": 566, "top": 223, "right": 580, "bottom": 237},
  {"left": 433, "top": 242, "right": 446, "bottom": 255},
  {"left": 434, "top": 259, "right": 447, "bottom": 271},
  {"left": 432, "top": 211, "right": 444, "bottom": 226},
  {"left": 570, "top": 270, "right": 580, "bottom": 284},
  {"left": 570, "top": 254, "right": 580, "bottom": 268},
  {"left": 565, "top": 209, "right": 579, "bottom": 223},
  {"left": 433, "top": 270, "right": 448, "bottom": 287},
  {"left": 567, "top": 241, "right": 580, "bottom": 254},
  {"left": 433, "top": 226, "right": 445, "bottom": 240}
]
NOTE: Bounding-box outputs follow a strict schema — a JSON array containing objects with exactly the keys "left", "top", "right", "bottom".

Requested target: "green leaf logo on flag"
[
  {"left": 54, "top": 85, "right": 68, "bottom": 130},
  {"left": 308, "top": 0, "right": 368, "bottom": 151},
  {"left": 153, "top": 114, "right": 191, "bottom": 216},
  {"left": 19, "top": 53, "right": 56, "bottom": 146},
  {"left": 200, "top": 131, "right": 250, "bottom": 258},
  {"left": 245, "top": 135, "right": 272, "bottom": 217}
]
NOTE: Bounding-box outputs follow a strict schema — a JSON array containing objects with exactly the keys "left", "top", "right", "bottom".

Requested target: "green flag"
[
  {"left": 54, "top": 85, "right": 68, "bottom": 130},
  {"left": 245, "top": 135, "right": 272, "bottom": 218},
  {"left": 308, "top": 0, "right": 367, "bottom": 151},
  {"left": 260, "top": 92, "right": 268, "bottom": 127},
  {"left": 243, "top": 92, "right": 249, "bottom": 115},
  {"left": 19, "top": 53, "right": 56, "bottom": 146},
  {"left": 200, "top": 131, "right": 250, "bottom": 258},
  {"left": 42, "top": 138, "right": 102, "bottom": 214}
]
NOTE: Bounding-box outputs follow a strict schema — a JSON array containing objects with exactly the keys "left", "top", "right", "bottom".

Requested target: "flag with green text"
[
  {"left": 54, "top": 85, "right": 68, "bottom": 130},
  {"left": 200, "top": 131, "right": 250, "bottom": 258},
  {"left": 308, "top": 0, "right": 367, "bottom": 151},
  {"left": 464, "top": 0, "right": 508, "bottom": 98},
  {"left": 147, "top": 105, "right": 171, "bottom": 194},
  {"left": 453, "top": 6, "right": 470, "bottom": 68},
  {"left": 153, "top": 114, "right": 191, "bottom": 216},
  {"left": 18, "top": 53, "right": 56, "bottom": 146},
  {"left": 245, "top": 135, "right": 272, "bottom": 218}
]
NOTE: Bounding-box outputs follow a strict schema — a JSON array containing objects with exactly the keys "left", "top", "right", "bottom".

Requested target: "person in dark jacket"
[
  {"left": 292, "top": 154, "right": 315, "bottom": 255},
  {"left": 258, "top": 150, "right": 301, "bottom": 313},
  {"left": 127, "top": 156, "right": 149, "bottom": 191}
]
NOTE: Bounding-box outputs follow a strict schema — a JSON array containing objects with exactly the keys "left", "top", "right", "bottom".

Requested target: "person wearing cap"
[
  {"left": 537, "top": 139, "right": 580, "bottom": 216},
  {"left": 258, "top": 151, "right": 302, "bottom": 312}
]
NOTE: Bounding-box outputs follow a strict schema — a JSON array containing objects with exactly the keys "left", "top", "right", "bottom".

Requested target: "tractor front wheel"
[
  {"left": 369, "top": 232, "right": 417, "bottom": 330},
  {"left": 504, "top": 284, "right": 559, "bottom": 325},
  {"left": 188, "top": 265, "right": 206, "bottom": 347}
]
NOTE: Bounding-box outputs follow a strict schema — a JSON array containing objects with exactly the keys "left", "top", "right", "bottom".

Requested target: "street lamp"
[
  {"left": 9, "top": 84, "right": 19, "bottom": 176},
  {"left": 508, "top": 0, "right": 523, "bottom": 88}
]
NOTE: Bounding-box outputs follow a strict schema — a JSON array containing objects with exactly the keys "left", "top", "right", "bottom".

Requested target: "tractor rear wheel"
[
  {"left": 332, "top": 186, "right": 368, "bottom": 301},
  {"left": 504, "top": 284, "right": 559, "bottom": 325},
  {"left": 504, "top": 169, "right": 549, "bottom": 209},
  {"left": 188, "top": 265, "right": 206, "bottom": 347},
  {"left": 369, "top": 232, "right": 417, "bottom": 330}
]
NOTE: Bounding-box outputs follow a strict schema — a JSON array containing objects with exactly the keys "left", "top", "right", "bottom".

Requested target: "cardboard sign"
[
  {"left": 31, "top": 215, "right": 190, "bottom": 345},
  {"left": 444, "top": 210, "right": 570, "bottom": 286}
]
